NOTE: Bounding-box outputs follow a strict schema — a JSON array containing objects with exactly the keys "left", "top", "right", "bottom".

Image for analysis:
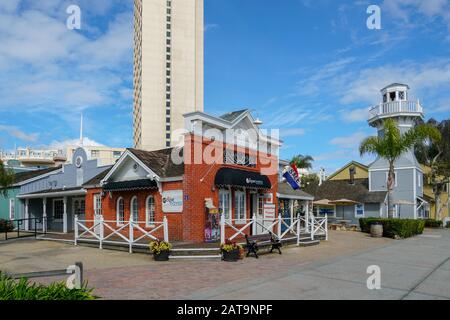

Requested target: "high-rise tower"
[
  {"left": 133, "top": 0, "right": 204, "bottom": 151},
  {"left": 368, "top": 83, "right": 428, "bottom": 219}
]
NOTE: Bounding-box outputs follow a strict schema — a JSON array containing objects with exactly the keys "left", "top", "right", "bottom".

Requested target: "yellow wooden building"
[{"left": 325, "top": 161, "right": 449, "bottom": 223}]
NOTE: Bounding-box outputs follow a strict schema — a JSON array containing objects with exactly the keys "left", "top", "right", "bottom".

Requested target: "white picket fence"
[
  {"left": 221, "top": 214, "right": 328, "bottom": 245},
  {"left": 74, "top": 215, "right": 168, "bottom": 253}
]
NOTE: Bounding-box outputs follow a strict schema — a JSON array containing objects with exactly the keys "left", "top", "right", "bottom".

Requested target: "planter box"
[
  {"left": 222, "top": 250, "right": 240, "bottom": 262},
  {"left": 153, "top": 250, "right": 170, "bottom": 261}
]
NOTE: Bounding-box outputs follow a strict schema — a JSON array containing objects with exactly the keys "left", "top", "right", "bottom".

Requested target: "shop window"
[
  {"left": 219, "top": 190, "right": 231, "bottom": 221},
  {"left": 235, "top": 191, "right": 246, "bottom": 223},
  {"left": 9, "top": 198, "right": 15, "bottom": 220},
  {"left": 146, "top": 196, "right": 155, "bottom": 227},
  {"left": 53, "top": 199, "right": 64, "bottom": 221},
  {"left": 131, "top": 196, "right": 139, "bottom": 222},
  {"left": 116, "top": 197, "right": 124, "bottom": 225},
  {"left": 355, "top": 204, "right": 365, "bottom": 217}
]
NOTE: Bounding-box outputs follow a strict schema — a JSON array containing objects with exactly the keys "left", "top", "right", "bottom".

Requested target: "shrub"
[
  {"left": 0, "top": 219, "right": 14, "bottom": 233},
  {"left": 359, "top": 218, "right": 425, "bottom": 239},
  {"left": 149, "top": 240, "right": 172, "bottom": 254},
  {"left": 0, "top": 272, "right": 97, "bottom": 300},
  {"left": 424, "top": 219, "right": 443, "bottom": 228}
]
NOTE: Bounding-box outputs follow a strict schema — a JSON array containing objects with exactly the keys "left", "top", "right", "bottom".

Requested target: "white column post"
[
  {"left": 305, "top": 201, "right": 310, "bottom": 232},
  {"left": 310, "top": 214, "right": 315, "bottom": 240},
  {"left": 63, "top": 197, "right": 68, "bottom": 233},
  {"left": 74, "top": 215, "right": 79, "bottom": 246},
  {"left": 252, "top": 214, "right": 257, "bottom": 235},
  {"left": 25, "top": 199, "right": 29, "bottom": 231},
  {"left": 129, "top": 215, "right": 134, "bottom": 254},
  {"left": 163, "top": 215, "right": 169, "bottom": 242},
  {"left": 325, "top": 216, "right": 329, "bottom": 241},
  {"left": 99, "top": 215, "right": 104, "bottom": 250},
  {"left": 277, "top": 211, "right": 282, "bottom": 239},
  {"left": 42, "top": 198, "right": 47, "bottom": 233},
  {"left": 296, "top": 213, "right": 301, "bottom": 246},
  {"left": 220, "top": 213, "right": 225, "bottom": 244}
]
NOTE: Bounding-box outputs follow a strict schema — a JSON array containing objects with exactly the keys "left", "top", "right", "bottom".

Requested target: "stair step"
[
  {"left": 298, "top": 240, "right": 320, "bottom": 247},
  {"left": 169, "top": 255, "right": 222, "bottom": 260}
]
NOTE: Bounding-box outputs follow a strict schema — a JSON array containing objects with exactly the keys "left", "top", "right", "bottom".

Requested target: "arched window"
[
  {"left": 146, "top": 196, "right": 155, "bottom": 227},
  {"left": 116, "top": 197, "right": 124, "bottom": 225},
  {"left": 130, "top": 196, "right": 139, "bottom": 222}
]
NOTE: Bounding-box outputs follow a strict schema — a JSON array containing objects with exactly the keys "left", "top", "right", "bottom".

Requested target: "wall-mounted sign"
[
  {"left": 162, "top": 190, "right": 183, "bottom": 213},
  {"left": 263, "top": 204, "right": 276, "bottom": 220}
]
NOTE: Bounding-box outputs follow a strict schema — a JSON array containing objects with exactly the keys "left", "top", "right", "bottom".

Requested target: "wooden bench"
[{"left": 245, "top": 232, "right": 282, "bottom": 259}]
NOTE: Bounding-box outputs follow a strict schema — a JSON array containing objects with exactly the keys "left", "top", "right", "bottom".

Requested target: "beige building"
[
  {"left": 65, "top": 146, "right": 125, "bottom": 167},
  {"left": 133, "top": 0, "right": 204, "bottom": 151}
]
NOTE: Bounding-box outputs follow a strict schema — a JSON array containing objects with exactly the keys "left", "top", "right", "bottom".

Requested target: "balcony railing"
[{"left": 369, "top": 100, "right": 423, "bottom": 119}]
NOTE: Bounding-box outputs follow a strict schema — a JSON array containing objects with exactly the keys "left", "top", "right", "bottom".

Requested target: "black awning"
[
  {"left": 214, "top": 167, "right": 272, "bottom": 190},
  {"left": 103, "top": 179, "right": 158, "bottom": 192}
]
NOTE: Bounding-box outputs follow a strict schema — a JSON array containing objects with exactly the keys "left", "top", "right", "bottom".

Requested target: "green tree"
[
  {"left": 414, "top": 118, "right": 450, "bottom": 221},
  {"left": 359, "top": 118, "right": 441, "bottom": 218},
  {"left": 0, "top": 160, "right": 14, "bottom": 196},
  {"left": 290, "top": 154, "right": 314, "bottom": 170}
]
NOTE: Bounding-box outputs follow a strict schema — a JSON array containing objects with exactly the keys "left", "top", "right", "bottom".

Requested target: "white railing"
[
  {"left": 74, "top": 215, "right": 169, "bottom": 254},
  {"left": 220, "top": 214, "right": 328, "bottom": 245},
  {"left": 369, "top": 100, "right": 422, "bottom": 118},
  {"left": 310, "top": 216, "right": 328, "bottom": 241}
]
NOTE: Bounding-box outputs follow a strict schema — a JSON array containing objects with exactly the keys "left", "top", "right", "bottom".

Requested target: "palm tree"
[
  {"left": 359, "top": 118, "right": 441, "bottom": 218},
  {"left": 290, "top": 154, "right": 314, "bottom": 170},
  {"left": 0, "top": 160, "right": 14, "bottom": 196}
]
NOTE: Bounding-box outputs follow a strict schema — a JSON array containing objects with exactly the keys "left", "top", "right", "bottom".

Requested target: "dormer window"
[
  {"left": 383, "top": 94, "right": 387, "bottom": 103},
  {"left": 399, "top": 91, "right": 405, "bottom": 100}
]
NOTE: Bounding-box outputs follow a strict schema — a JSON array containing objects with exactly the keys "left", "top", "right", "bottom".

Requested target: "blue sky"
[{"left": 0, "top": 0, "right": 449, "bottom": 174}]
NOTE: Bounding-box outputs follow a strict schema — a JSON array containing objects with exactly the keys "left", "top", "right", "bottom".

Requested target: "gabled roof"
[
  {"left": 127, "top": 147, "right": 184, "bottom": 178},
  {"left": 327, "top": 161, "right": 368, "bottom": 180},
  {"left": 12, "top": 166, "right": 62, "bottom": 185},
  {"left": 305, "top": 178, "right": 386, "bottom": 204},
  {"left": 219, "top": 109, "right": 249, "bottom": 122},
  {"left": 83, "top": 167, "right": 112, "bottom": 187},
  {"left": 277, "top": 182, "right": 314, "bottom": 200}
]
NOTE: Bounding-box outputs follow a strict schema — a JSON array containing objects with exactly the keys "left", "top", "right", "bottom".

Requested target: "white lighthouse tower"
[{"left": 368, "top": 83, "right": 428, "bottom": 219}]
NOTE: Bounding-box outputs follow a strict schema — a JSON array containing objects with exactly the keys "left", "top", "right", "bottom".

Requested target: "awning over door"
[
  {"left": 214, "top": 167, "right": 272, "bottom": 190},
  {"left": 103, "top": 179, "right": 158, "bottom": 192}
]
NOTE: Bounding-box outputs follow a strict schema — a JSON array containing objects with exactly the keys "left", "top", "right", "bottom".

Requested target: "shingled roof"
[
  {"left": 128, "top": 147, "right": 184, "bottom": 178},
  {"left": 83, "top": 167, "right": 112, "bottom": 187},
  {"left": 277, "top": 182, "right": 314, "bottom": 200},
  {"left": 13, "top": 166, "right": 61, "bottom": 185},
  {"left": 305, "top": 178, "right": 386, "bottom": 204},
  {"left": 219, "top": 109, "right": 248, "bottom": 122}
]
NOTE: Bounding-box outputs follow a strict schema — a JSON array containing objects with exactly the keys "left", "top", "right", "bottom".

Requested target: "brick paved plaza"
[{"left": 1, "top": 229, "right": 449, "bottom": 300}]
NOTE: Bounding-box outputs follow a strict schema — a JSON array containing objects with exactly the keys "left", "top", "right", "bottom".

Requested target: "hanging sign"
[{"left": 263, "top": 204, "right": 276, "bottom": 220}]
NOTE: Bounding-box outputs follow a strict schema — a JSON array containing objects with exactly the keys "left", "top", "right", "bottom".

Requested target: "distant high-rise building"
[{"left": 133, "top": 0, "right": 204, "bottom": 151}]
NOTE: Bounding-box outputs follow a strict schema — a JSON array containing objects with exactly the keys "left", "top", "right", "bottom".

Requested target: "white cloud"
[
  {"left": 48, "top": 137, "right": 104, "bottom": 149},
  {"left": 340, "top": 107, "right": 370, "bottom": 123},
  {"left": 0, "top": 125, "right": 39, "bottom": 142},
  {"left": 280, "top": 128, "right": 306, "bottom": 137},
  {"left": 205, "top": 23, "right": 219, "bottom": 32},
  {"left": 0, "top": 4, "right": 132, "bottom": 115},
  {"left": 330, "top": 131, "right": 368, "bottom": 149}
]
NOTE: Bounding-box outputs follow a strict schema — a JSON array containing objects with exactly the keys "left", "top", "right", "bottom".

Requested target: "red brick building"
[{"left": 84, "top": 110, "right": 281, "bottom": 243}]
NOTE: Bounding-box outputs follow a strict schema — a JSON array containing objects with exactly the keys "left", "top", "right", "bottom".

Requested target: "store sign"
[
  {"left": 162, "top": 190, "right": 183, "bottom": 213},
  {"left": 245, "top": 178, "right": 264, "bottom": 186},
  {"left": 263, "top": 204, "right": 276, "bottom": 220}
]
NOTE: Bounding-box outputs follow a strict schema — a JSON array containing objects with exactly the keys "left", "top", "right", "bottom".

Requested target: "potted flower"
[
  {"left": 149, "top": 240, "right": 172, "bottom": 261},
  {"left": 221, "top": 240, "right": 243, "bottom": 262}
]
